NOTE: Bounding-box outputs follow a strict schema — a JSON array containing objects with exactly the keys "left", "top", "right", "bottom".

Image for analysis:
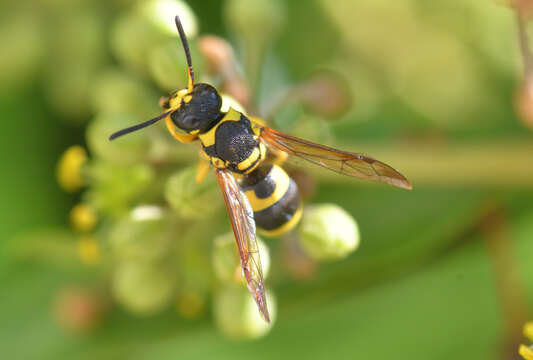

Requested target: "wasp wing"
[
  {"left": 215, "top": 168, "right": 270, "bottom": 323},
  {"left": 260, "top": 127, "right": 412, "bottom": 190}
]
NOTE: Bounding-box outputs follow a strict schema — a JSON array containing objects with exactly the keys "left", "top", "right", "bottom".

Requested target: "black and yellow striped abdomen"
[{"left": 240, "top": 164, "right": 302, "bottom": 237}]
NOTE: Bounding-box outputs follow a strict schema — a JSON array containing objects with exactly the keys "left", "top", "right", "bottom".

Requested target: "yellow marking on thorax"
[
  {"left": 236, "top": 143, "right": 266, "bottom": 174},
  {"left": 249, "top": 116, "right": 267, "bottom": 128},
  {"left": 210, "top": 157, "right": 228, "bottom": 169},
  {"left": 237, "top": 147, "right": 260, "bottom": 172},
  {"left": 198, "top": 107, "right": 242, "bottom": 148},
  {"left": 244, "top": 165, "right": 290, "bottom": 212},
  {"left": 259, "top": 205, "right": 303, "bottom": 237}
]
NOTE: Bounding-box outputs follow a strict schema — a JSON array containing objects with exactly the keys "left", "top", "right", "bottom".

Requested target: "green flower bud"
[
  {"left": 148, "top": 39, "right": 199, "bottom": 92},
  {"left": 43, "top": 10, "right": 106, "bottom": 122},
  {"left": 212, "top": 232, "right": 270, "bottom": 284},
  {"left": 47, "top": 10, "right": 105, "bottom": 68},
  {"left": 90, "top": 69, "right": 159, "bottom": 119},
  {"left": 137, "top": 0, "right": 198, "bottom": 38},
  {"left": 0, "top": 12, "right": 44, "bottom": 93},
  {"left": 109, "top": 207, "right": 169, "bottom": 263},
  {"left": 111, "top": 1, "right": 197, "bottom": 75},
  {"left": 224, "top": 0, "right": 286, "bottom": 43},
  {"left": 213, "top": 285, "right": 275, "bottom": 340},
  {"left": 164, "top": 166, "right": 221, "bottom": 220},
  {"left": 112, "top": 261, "right": 174, "bottom": 315},
  {"left": 86, "top": 113, "right": 151, "bottom": 165},
  {"left": 45, "top": 64, "right": 95, "bottom": 120},
  {"left": 85, "top": 162, "right": 154, "bottom": 215},
  {"left": 110, "top": 12, "right": 165, "bottom": 74},
  {"left": 298, "top": 204, "right": 360, "bottom": 261}
]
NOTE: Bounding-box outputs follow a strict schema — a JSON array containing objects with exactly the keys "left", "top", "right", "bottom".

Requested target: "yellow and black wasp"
[{"left": 110, "top": 16, "right": 412, "bottom": 323}]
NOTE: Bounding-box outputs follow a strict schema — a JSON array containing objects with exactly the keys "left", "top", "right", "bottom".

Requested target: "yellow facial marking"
[
  {"left": 169, "top": 88, "right": 188, "bottom": 109},
  {"left": 244, "top": 165, "right": 290, "bottom": 212},
  {"left": 166, "top": 117, "right": 197, "bottom": 143}
]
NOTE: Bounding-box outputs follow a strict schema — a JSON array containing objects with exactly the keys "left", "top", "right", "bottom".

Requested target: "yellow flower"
[
  {"left": 525, "top": 322, "right": 533, "bottom": 342},
  {"left": 520, "top": 344, "right": 533, "bottom": 360},
  {"left": 57, "top": 146, "right": 87, "bottom": 192},
  {"left": 519, "top": 322, "right": 533, "bottom": 360},
  {"left": 70, "top": 204, "right": 98, "bottom": 233},
  {"left": 78, "top": 236, "right": 101, "bottom": 266}
]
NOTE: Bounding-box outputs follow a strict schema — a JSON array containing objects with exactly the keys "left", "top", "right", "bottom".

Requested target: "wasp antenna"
[
  {"left": 109, "top": 111, "right": 171, "bottom": 141},
  {"left": 174, "top": 15, "right": 195, "bottom": 93}
]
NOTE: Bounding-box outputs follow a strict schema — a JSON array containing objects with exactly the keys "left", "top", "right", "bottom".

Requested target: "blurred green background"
[{"left": 1, "top": 0, "right": 533, "bottom": 359}]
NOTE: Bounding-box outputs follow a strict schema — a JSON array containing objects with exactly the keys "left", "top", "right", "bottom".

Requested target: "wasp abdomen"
[{"left": 240, "top": 164, "right": 302, "bottom": 237}]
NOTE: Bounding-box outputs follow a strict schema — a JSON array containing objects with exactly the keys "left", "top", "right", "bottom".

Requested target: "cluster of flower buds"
[{"left": 33, "top": 0, "right": 360, "bottom": 340}]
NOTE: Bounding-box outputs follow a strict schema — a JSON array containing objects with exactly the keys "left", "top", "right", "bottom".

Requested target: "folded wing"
[
  {"left": 215, "top": 168, "right": 270, "bottom": 322},
  {"left": 260, "top": 127, "right": 412, "bottom": 190}
]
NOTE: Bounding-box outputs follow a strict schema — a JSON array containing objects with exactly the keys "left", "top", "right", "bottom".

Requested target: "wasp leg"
[
  {"left": 166, "top": 117, "right": 197, "bottom": 143},
  {"left": 195, "top": 152, "right": 211, "bottom": 184}
]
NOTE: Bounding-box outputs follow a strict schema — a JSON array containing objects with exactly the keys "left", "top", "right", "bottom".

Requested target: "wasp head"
[{"left": 162, "top": 83, "right": 222, "bottom": 135}]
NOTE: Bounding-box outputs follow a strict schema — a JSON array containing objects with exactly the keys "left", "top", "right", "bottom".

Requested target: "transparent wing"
[
  {"left": 215, "top": 168, "right": 270, "bottom": 322},
  {"left": 260, "top": 127, "right": 412, "bottom": 190}
]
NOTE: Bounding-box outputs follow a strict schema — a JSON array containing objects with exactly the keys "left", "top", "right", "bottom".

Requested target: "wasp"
[{"left": 110, "top": 16, "right": 412, "bottom": 323}]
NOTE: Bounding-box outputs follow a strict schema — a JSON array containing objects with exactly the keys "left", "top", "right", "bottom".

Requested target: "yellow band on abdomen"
[{"left": 244, "top": 165, "right": 290, "bottom": 212}]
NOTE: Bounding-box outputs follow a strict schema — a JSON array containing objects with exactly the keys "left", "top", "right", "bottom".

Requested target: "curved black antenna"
[
  {"left": 109, "top": 111, "right": 171, "bottom": 141},
  {"left": 174, "top": 15, "right": 194, "bottom": 92}
]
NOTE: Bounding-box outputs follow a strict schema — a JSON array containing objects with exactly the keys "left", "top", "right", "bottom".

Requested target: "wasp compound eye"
[
  {"left": 170, "top": 83, "right": 222, "bottom": 133},
  {"left": 182, "top": 114, "right": 200, "bottom": 129}
]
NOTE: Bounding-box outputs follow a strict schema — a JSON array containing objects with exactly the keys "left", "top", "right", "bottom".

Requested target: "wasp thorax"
[{"left": 170, "top": 83, "right": 222, "bottom": 133}]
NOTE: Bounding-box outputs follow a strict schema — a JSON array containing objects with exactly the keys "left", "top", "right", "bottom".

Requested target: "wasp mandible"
[{"left": 110, "top": 15, "right": 412, "bottom": 323}]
